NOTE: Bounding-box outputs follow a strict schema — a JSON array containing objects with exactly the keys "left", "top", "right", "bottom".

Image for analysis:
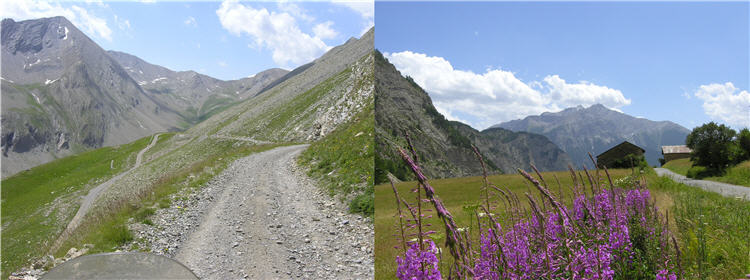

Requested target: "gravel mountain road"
[
  {"left": 164, "top": 144, "right": 373, "bottom": 279},
  {"left": 655, "top": 168, "right": 750, "bottom": 200},
  {"left": 51, "top": 134, "right": 161, "bottom": 252}
]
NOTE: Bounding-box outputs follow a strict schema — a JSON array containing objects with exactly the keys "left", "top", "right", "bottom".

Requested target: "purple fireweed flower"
[
  {"left": 474, "top": 231, "right": 500, "bottom": 280},
  {"left": 396, "top": 239, "right": 442, "bottom": 280},
  {"left": 655, "top": 269, "right": 677, "bottom": 280},
  {"left": 393, "top": 141, "right": 680, "bottom": 279}
]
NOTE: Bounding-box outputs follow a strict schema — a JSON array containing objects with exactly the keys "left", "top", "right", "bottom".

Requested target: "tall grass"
[
  {"left": 389, "top": 140, "right": 681, "bottom": 279},
  {"left": 649, "top": 176, "right": 750, "bottom": 279}
]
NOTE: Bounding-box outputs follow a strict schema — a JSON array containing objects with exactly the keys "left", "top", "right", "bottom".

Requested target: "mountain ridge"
[
  {"left": 0, "top": 16, "right": 288, "bottom": 177},
  {"left": 493, "top": 103, "right": 691, "bottom": 167}
]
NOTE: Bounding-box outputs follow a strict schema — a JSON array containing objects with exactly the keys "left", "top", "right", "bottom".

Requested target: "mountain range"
[
  {"left": 375, "top": 51, "right": 571, "bottom": 181},
  {"left": 493, "top": 104, "right": 691, "bottom": 168},
  {"left": 1, "top": 16, "right": 287, "bottom": 177}
]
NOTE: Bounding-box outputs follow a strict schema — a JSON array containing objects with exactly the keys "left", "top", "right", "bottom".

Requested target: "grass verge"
[
  {"left": 298, "top": 102, "right": 374, "bottom": 216},
  {"left": 648, "top": 175, "right": 750, "bottom": 279},
  {"left": 663, "top": 159, "right": 750, "bottom": 187}
]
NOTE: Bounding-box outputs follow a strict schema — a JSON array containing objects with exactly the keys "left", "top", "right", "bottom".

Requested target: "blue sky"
[
  {"left": 377, "top": 2, "right": 750, "bottom": 131},
  {"left": 1, "top": 0, "right": 373, "bottom": 80}
]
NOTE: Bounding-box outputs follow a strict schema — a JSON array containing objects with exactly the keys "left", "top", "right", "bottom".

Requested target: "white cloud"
[
  {"left": 694, "top": 82, "right": 750, "bottom": 128},
  {"left": 184, "top": 16, "right": 197, "bottom": 27},
  {"left": 218, "top": 61, "right": 227, "bottom": 67},
  {"left": 384, "top": 51, "right": 632, "bottom": 129},
  {"left": 277, "top": 1, "right": 314, "bottom": 22},
  {"left": 332, "top": 0, "right": 373, "bottom": 20},
  {"left": 0, "top": 0, "right": 112, "bottom": 41},
  {"left": 216, "top": 0, "right": 331, "bottom": 67},
  {"left": 114, "top": 14, "right": 130, "bottom": 31},
  {"left": 313, "top": 21, "right": 338, "bottom": 40},
  {"left": 331, "top": 0, "right": 373, "bottom": 35},
  {"left": 542, "top": 75, "right": 631, "bottom": 109}
]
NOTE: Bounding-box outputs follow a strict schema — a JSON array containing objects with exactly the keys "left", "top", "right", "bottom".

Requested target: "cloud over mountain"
[{"left": 384, "top": 51, "right": 632, "bottom": 129}]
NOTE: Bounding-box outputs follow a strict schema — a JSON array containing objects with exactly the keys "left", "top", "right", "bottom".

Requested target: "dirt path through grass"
[
  {"left": 51, "top": 134, "right": 161, "bottom": 252},
  {"left": 173, "top": 144, "right": 373, "bottom": 279},
  {"left": 655, "top": 168, "right": 750, "bottom": 200}
]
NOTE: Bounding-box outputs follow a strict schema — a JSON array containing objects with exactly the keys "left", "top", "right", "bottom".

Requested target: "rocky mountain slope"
[
  {"left": 493, "top": 104, "right": 691, "bottom": 167},
  {"left": 90, "top": 27, "right": 375, "bottom": 221},
  {"left": 453, "top": 123, "right": 572, "bottom": 174},
  {"left": 3, "top": 27, "right": 374, "bottom": 279},
  {"left": 1, "top": 16, "right": 182, "bottom": 176},
  {"left": 1, "top": 16, "right": 287, "bottom": 177},
  {"left": 375, "top": 51, "right": 570, "bottom": 181},
  {"left": 107, "top": 51, "right": 287, "bottom": 124}
]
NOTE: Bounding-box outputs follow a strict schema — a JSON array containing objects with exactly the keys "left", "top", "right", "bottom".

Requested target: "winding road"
[
  {"left": 654, "top": 168, "right": 750, "bottom": 200},
  {"left": 51, "top": 134, "right": 161, "bottom": 252},
  {"left": 173, "top": 144, "right": 373, "bottom": 279}
]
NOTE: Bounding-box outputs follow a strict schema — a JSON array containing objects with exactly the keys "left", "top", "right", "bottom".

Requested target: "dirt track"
[
  {"left": 172, "top": 144, "right": 373, "bottom": 279},
  {"left": 654, "top": 168, "right": 750, "bottom": 200}
]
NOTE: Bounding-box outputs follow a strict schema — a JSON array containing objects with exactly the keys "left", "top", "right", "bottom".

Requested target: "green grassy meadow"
[
  {"left": 1, "top": 135, "right": 154, "bottom": 279},
  {"left": 374, "top": 167, "right": 750, "bottom": 279},
  {"left": 663, "top": 158, "right": 693, "bottom": 176}
]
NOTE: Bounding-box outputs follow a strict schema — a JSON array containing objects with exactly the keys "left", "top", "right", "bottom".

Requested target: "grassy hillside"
[
  {"left": 1, "top": 134, "right": 155, "bottom": 279},
  {"left": 664, "top": 159, "right": 750, "bottom": 187},
  {"left": 705, "top": 160, "right": 750, "bottom": 187},
  {"left": 663, "top": 158, "right": 693, "bottom": 175},
  {"left": 299, "top": 101, "right": 374, "bottom": 216},
  {"left": 374, "top": 168, "right": 750, "bottom": 279}
]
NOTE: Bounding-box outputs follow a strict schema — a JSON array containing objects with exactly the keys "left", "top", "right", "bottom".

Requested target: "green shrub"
[
  {"left": 349, "top": 191, "right": 374, "bottom": 217},
  {"left": 133, "top": 207, "right": 155, "bottom": 222},
  {"left": 158, "top": 199, "right": 171, "bottom": 209},
  {"left": 687, "top": 122, "right": 737, "bottom": 169},
  {"left": 103, "top": 224, "right": 133, "bottom": 246},
  {"left": 609, "top": 153, "right": 648, "bottom": 170}
]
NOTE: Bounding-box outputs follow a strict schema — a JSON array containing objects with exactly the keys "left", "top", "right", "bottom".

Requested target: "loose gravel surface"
[
  {"left": 655, "top": 168, "right": 750, "bottom": 200},
  {"left": 126, "top": 144, "right": 374, "bottom": 279}
]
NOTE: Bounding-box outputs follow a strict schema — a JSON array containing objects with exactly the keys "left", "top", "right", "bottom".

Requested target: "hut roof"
[{"left": 661, "top": 145, "right": 692, "bottom": 154}]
